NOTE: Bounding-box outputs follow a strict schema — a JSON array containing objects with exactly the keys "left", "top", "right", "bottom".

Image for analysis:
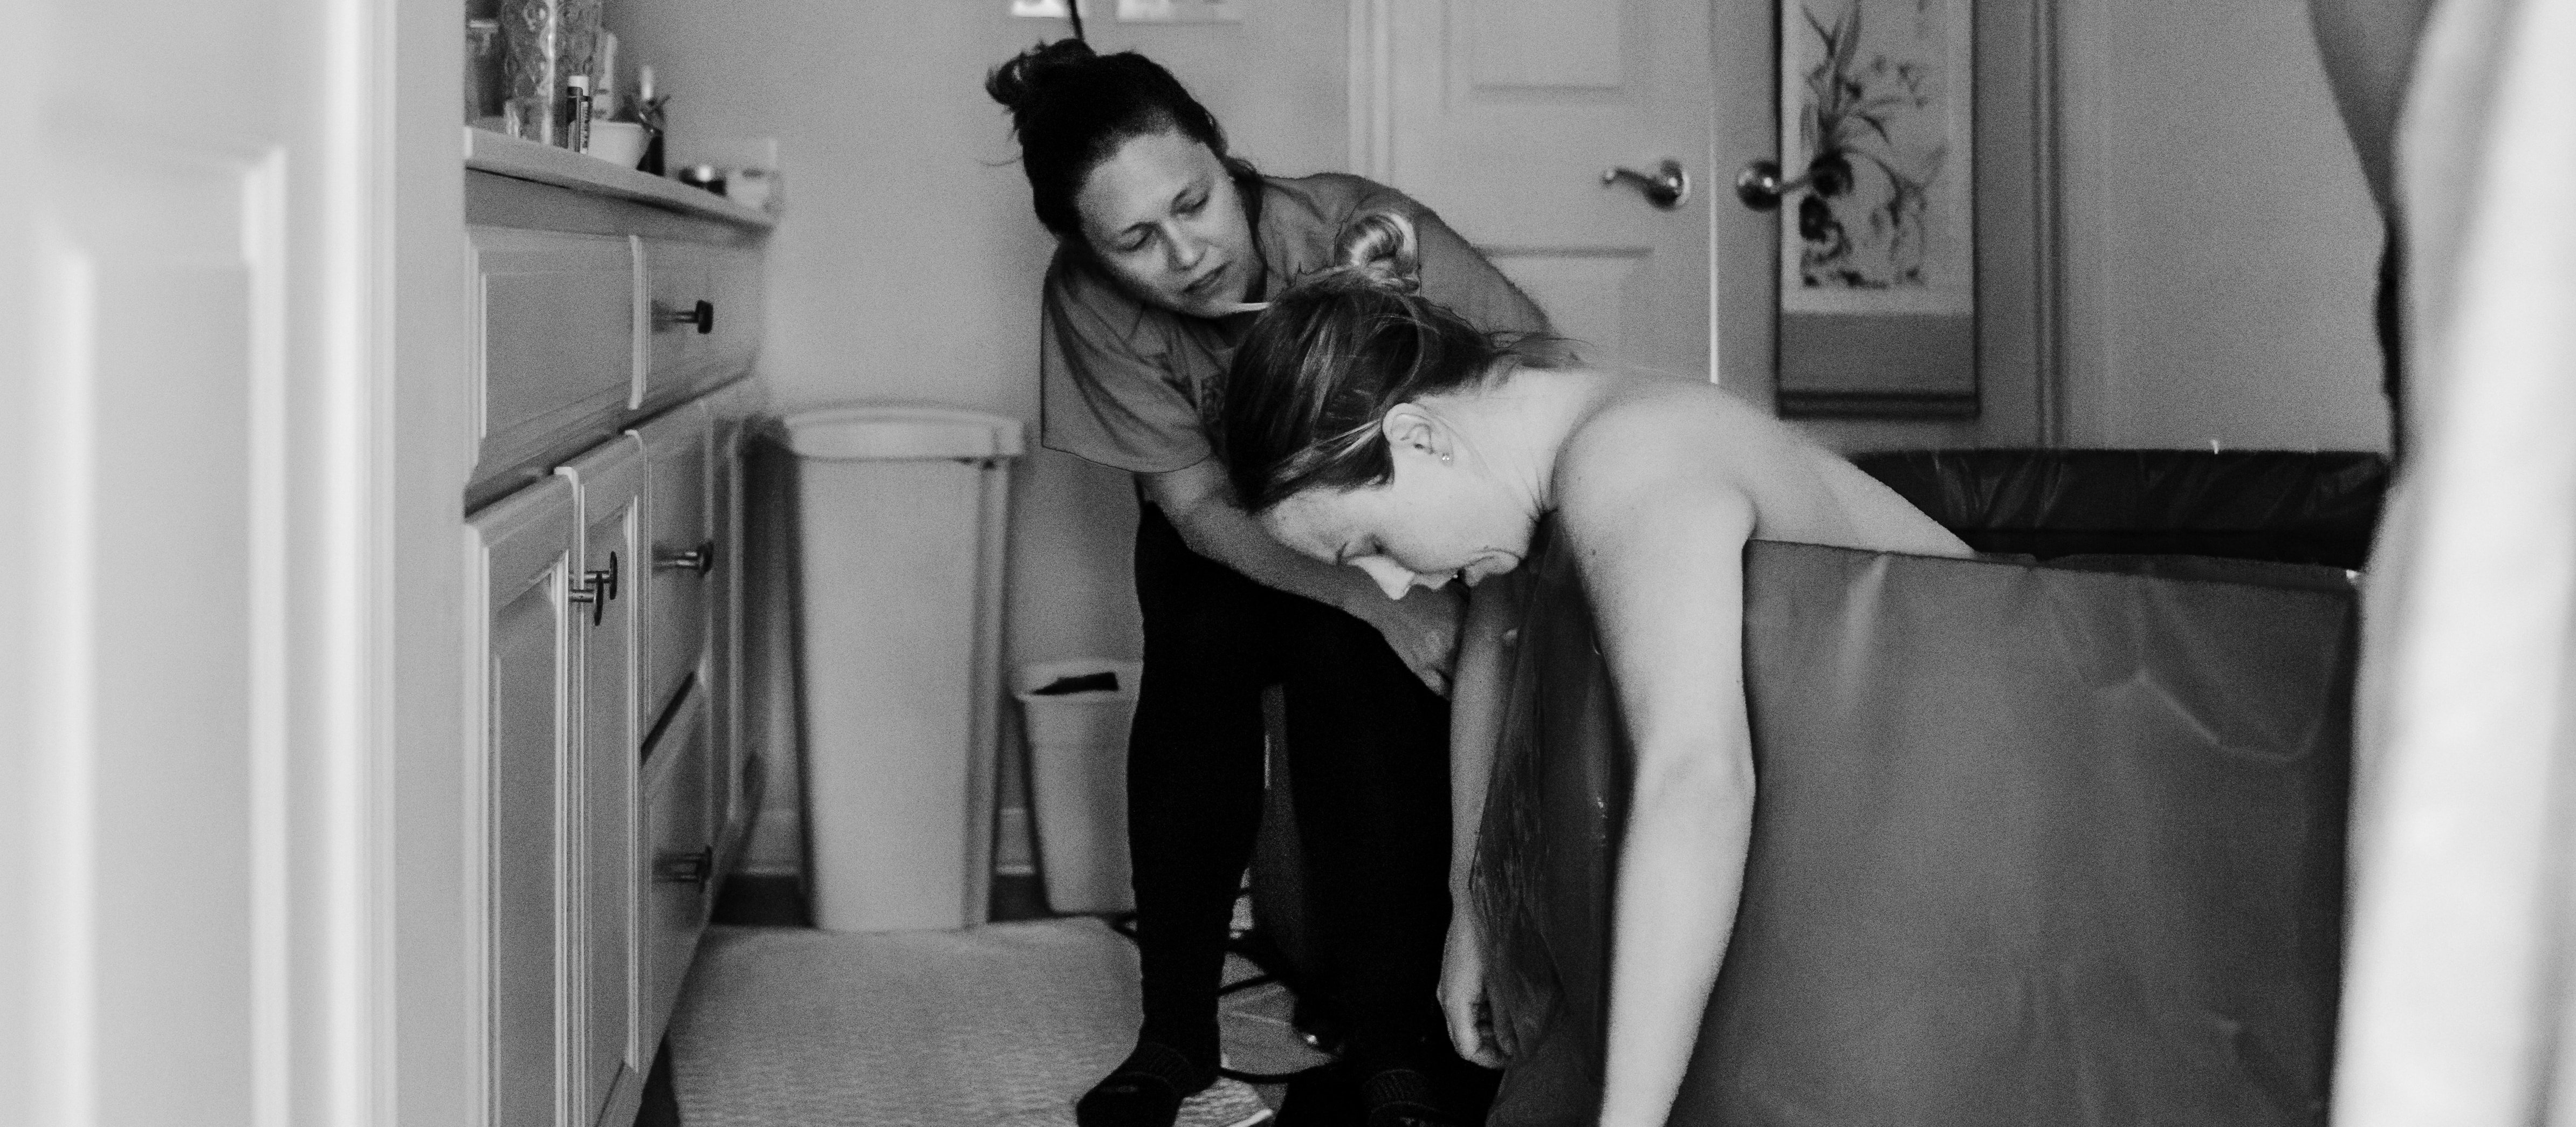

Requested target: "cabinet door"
[
  {"left": 470, "top": 476, "right": 581, "bottom": 1127},
  {"left": 703, "top": 379, "right": 768, "bottom": 847},
  {"left": 630, "top": 402, "right": 711, "bottom": 722},
  {"left": 640, "top": 682, "right": 716, "bottom": 1050},
  {"left": 557, "top": 436, "right": 648, "bottom": 1124},
  {"left": 706, "top": 403, "right": 744, "bottom": 840}
]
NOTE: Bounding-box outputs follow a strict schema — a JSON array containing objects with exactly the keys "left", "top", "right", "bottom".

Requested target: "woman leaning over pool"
[
  {"left": 1218, "top": 214, "right": 1971, "bottom": 1127},
  {"left": 986, "top": 39, "right": 1555, "bottom": 1127}
]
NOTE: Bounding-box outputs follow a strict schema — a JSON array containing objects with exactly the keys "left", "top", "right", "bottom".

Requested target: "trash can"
[
  {"left": 1014, "top": 659, "right": 1144, "bottom": 915},
  {"left": 777, "top": 404, "right": 1023, "bottom": 932}
]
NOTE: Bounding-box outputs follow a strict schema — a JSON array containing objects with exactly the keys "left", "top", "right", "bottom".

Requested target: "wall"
[
  {"left": 609, "top": 0, "right": 1352, "bottom": 868},
  {"left": 2059, "top": 0, "right": 2391, "bottom": 451}
]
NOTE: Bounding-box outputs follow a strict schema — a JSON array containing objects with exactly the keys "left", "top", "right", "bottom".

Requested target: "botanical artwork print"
[{"left": 1781, "top": 0, "right": 1973, "bottom": 314}]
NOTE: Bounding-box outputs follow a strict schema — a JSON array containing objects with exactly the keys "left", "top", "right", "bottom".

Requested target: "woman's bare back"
[{"left": 1554, "top": 370, "right": 1971, "bottom": 560}]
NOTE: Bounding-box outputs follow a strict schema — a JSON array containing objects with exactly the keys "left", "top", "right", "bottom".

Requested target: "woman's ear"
[{"left": 1379, "top": 404, "right": 1452, "bottom": 463}]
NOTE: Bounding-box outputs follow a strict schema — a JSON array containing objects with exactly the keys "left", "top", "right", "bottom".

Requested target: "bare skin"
[
  {"left": 1263, "top": 365, "right": 1969, "bottom": 1127},
  {"left": 1074, "top": 129, "right": 1462, "bottom": 690},
  {"left": 1143, "top": 458, "right": 1461, "bottom": 695}
]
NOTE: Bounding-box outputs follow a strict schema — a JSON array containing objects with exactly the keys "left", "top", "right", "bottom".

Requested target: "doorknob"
[
  {"left": 656, "top": 539, "right": 717, "bottom": 575},
  {"left": 1601, "top": 160, "right": 1691, "bottom": 209},
  {"left": 1733, "top": 159, "right": 1816, "bottom": 212}
]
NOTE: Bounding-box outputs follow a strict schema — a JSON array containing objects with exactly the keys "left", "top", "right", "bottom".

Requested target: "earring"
[{"left": 1438, "top": 452, "right": 1452, "bottom": 463}]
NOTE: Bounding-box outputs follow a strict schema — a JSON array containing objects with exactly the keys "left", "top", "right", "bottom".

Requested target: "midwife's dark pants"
[{"left": 1126, "top": 503, "right": 1455, "bottom": 1073}]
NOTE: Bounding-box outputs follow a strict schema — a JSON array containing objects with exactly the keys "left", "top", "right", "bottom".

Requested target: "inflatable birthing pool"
[{"left": 1474, "top": 461, "right": 2366, "bottom": 1125}]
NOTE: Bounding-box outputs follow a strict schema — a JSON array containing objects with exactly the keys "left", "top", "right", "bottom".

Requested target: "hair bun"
[
  {"left": 985, "top": 38, "right": 1100, "bottom": 116},
  {"left": 1333, "top": 211, "right": 1422, "bottom": 294}
]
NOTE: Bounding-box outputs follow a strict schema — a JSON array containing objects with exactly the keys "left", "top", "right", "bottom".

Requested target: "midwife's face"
[
  {"left": 1074, "top": 130, "right": 1257, "bottom": 320},
  {"left": 1261, "top": 436, "right": 1537, "bottom": 601}
]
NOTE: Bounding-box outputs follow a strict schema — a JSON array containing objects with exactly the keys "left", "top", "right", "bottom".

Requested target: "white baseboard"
[{"left": 739, "top": 805, "right": 1045, "bottom": 879}]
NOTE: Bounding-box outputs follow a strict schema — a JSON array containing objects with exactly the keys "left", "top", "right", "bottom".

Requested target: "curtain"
[{"left": 2334, "top": 0, "right": 2576, "bottom": 1122}]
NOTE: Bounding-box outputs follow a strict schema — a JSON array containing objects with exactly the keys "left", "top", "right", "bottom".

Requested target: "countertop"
[{"left": 465, "top": 128, "right": 777, "bottom": 231}]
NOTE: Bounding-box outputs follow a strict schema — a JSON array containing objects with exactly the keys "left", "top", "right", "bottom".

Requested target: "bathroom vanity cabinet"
[{"left": 462, "top": 130, "right": 771, "bottom": 1127}]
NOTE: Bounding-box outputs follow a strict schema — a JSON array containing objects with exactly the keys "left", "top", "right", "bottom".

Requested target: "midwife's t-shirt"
[{"left": 1038, "top": 172, "right": 1553, "bottom": 475}]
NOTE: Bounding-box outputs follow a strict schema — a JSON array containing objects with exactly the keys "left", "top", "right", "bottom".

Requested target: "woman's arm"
[
  {"left": 1449, "top": 571, "right": 1526, "bottom": 884},
  {"left": 1563, "top": 482, "right": 1759, "bottom": 1127},
  {"left": 1143, "top": 457, "right": 1462, "bottom": 695},
  {"left": 1438, "top": 572, "right": 1529, "bottom": 1064}
]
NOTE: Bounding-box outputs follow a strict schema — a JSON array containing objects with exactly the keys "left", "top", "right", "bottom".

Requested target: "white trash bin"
[
  {"left": 1015, "top": 659, "right": 1143, "bottom": 915},
  {"left": 779, "top": 404, "right": 1022, "bottom": 932}
]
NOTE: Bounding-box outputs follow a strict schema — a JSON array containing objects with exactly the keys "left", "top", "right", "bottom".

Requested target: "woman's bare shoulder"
[
  {"left": 1553, "top": 394, "right": 1760, "bottom": 564},
  {"left": 1555, "top": 380, "right": 1773, "bottom": 504},
  {"left": 1553, "top": 376, "right": 1960, "bottom": 556}
]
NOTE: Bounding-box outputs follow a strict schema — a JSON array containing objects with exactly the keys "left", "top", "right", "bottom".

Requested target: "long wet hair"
[
  {"left": 985, "top": 40, "right": 1253, "bottom": 240},
  {"left": 1221, "top": 212, "right": 1562, "bottom": 512}
]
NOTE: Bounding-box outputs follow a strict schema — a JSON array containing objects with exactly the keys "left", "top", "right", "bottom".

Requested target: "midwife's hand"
[
  {"left": 1439, "top": 910, "right": 1512, "bottom": 1068},
  {"left": 1359, "top": 585, "right": 1463, "bottom": 697}
]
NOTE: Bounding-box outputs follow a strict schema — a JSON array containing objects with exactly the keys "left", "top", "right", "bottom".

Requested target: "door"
[
  {"left": 1383, "top": 0, "right": 2053, "bottom": 438},
  {"left": 470, "top": 477, "right": 582, "bottom": 1127},
  {"left": 558, "top": 436, "right": 648, "bottom": 1124},
  {"left": 1, "top": 1, "right": 393, "bottom": 1124},
  {"left": 1382, "top": 0, "right": 1753, "bottom": 386}
]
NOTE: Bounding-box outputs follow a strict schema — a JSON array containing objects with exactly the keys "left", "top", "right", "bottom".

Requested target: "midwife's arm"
[
  {"left": 1142, "top": 457, "right": 1461, "bottom": 694},
  {"left": 1439, "top": 571, "right": 1530, "bottom": 1065},
  {"left": 1564, "top": 484, "right": 1758, "bottom": 1127}
]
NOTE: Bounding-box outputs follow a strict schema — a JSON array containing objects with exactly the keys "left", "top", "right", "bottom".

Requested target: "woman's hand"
[
  {"left": 1438, "top": 909, "right": 1512, "bottom": 1068},
  {"left": 1356, "top": 585, "right": 1464, "bottom": 696}
]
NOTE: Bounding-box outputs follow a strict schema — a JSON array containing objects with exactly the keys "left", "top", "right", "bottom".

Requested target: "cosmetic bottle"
[
  {"left": 637, "top": 65, "right": 668, "bottom": 175},
  {"left": 564, "top": 74, "right": 592, "bottom": 152}
]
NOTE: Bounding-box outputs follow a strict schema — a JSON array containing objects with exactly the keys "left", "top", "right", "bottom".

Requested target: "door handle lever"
[
  {"left": 1601, "top": 160, "right": 1691, "bottom": 209},
  {"left": 1733, "top": 159, "right": 1815, "bottom": 212}
]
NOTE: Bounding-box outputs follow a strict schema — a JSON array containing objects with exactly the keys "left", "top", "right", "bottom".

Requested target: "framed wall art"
[{"left": 1775, "top": 0, "right": 1979, "bottom": 417}]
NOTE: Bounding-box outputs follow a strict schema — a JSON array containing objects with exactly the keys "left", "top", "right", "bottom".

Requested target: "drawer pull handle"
[
  {"left": 658, "top": 299, "right": 715, "bottom": 335},
  {"left": 570, "top": 551, "right": 620, "bottom": 627},
  {"left": 656, "top": 539, "right": 718, "bottom": 575},
  {"left": 655, "top": 846, "right": 716, "bottom": 884}
]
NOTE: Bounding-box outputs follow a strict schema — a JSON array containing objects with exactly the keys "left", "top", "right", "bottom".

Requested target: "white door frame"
[
  {"left": 0, "top": 0, "right": 474, "bottom": 1122},
  {"left": 1347, "top": 0, "right": 1397, "bottom": 183}
]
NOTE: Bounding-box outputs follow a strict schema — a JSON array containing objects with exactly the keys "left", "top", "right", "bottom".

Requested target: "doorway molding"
[{"left": 1347, "top": 0, "right": 1394, "bottom": 182}]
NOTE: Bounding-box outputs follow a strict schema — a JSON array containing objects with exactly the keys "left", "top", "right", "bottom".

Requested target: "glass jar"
[{"left": 499, "top": 0, "right": 603, "bottom": 147}]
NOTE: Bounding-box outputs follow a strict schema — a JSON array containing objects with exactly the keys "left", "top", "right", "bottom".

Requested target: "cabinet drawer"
[
  {"left": 632, "top": 401, "right": 711, "bottom": 718},
  {"left": 470, "top": 227, "right": 637, "bottom": 478},
  {"left": 639, "top": 238, "right": 763, "bottom": 406},
  {"left": 640, "top": 682, "right": 715, "bottom": 1051}
]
